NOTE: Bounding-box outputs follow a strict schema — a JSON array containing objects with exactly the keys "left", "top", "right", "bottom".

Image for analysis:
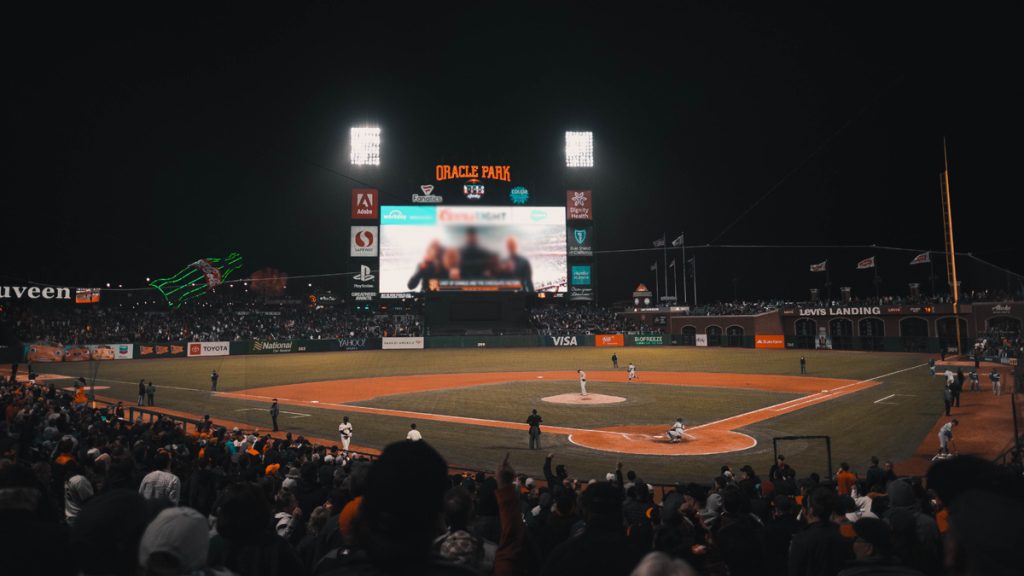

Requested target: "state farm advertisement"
[{"left": 187, "top": 341, "right": 231, "bottom": 357}]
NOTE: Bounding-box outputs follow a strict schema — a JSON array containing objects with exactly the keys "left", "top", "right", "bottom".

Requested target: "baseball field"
[{"left": 33, "top": 346, "right": 985, "bottom": 483}]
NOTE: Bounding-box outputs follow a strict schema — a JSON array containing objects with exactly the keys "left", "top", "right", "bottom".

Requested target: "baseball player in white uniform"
[
  {"left": 578, "top": 369, "right": 587, "bottom": 396},
  {"left": 338, "top": 416, "right": 353, "bottom": 454},
  {"left": 936, "top": 418, "right": 958, "bottom": 457},
  {"left": 627, "top": 362, "right": 637, "bottom": 381},
  {"left": 667, "top": 418, "right": 685, "bottom": 443}
]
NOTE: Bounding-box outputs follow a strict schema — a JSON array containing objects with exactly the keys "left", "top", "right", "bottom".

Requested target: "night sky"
[{"left": 5, "top": 4, "right": 1019, "bottom": 304}]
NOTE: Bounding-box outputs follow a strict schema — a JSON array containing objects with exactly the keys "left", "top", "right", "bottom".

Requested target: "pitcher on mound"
[{"left": 578, "top": 369, "right": 587, "bottom": 396}]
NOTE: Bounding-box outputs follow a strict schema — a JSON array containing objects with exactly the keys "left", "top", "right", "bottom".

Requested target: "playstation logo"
[{"left": 354, "top": 265, "right": 375, "bottom": 282}]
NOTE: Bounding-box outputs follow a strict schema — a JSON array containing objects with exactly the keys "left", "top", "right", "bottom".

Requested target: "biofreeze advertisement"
[{"left": 380, "top": 206, "right": 566, "bottom": 295}]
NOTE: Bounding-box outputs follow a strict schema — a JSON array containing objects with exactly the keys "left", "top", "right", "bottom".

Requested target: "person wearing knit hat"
[{"left": 138, "top": 507, "right": 211, "bottom": 574}]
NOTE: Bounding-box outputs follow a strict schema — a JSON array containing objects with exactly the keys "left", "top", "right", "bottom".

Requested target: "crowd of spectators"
[
  {"left": 2, "top": 374, "right": 1021, "bottom": 576},
  {"left": 972, "top": 332, "right": 1023, "bottom": 361},
  {"left": 2, "top": 299, "right": 423, "bottom": 345},
  {"left": 530, "top": 305, "right": 622, "bottom": 335}
]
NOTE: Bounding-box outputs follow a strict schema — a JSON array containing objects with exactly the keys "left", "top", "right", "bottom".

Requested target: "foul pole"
[{"left": 940, "top": 137, "right": 962, "bottom": 354}]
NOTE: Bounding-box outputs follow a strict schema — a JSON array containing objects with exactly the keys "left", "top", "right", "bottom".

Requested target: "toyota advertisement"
[{"left": 379, "top": 206, "right": 567, "bottom": 295}]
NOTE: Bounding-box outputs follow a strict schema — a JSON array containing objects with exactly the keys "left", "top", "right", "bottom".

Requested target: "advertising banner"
[
  {"left": 695, "top": 334, "right": 708, "bottom": 347},
  {"left": 110, "top": 343, "right": 134, "bottom": 359},
  {"left": 628, "top": 334, "right": 665, "bottom": 346},
  {"left": 26, "top": 342, "right": 64, "bottom": 362},
  {"left": 350, "top": 226, "right": 379, "bottom": 257},
  {"left": 187, "top": 342, "right": 230, "bottom": 357},
  {"left": 64, "top": 345, "right": 91, "bottom": 362},
  {"left": 567, "top": 225, "right": 593, "bottom": 257},
  {"left": 379, "top": 205, "right": 567, "bottom": 294},
  {"left": 350, "top": 263, "right": 377, "bottom": 301},
  {"left": 566, "top": 190, "right": 593, "bottom": 220},
  {"left": 595, "top": 334, "right": 625, "bottom": 347},
  {"left": 53, "top": 343, "right": 132, "bottom": 361},
  {"left": 250, "top": 340, "right": 295, "bottom": 354},
  {"left": 337, "top": 336, "right": 381, "bottom": 351},
  {"left": 548, "top": 335, "right": 582, "bottom": 347},
  {"left": 569, "top": 264, "right": 594, "bottom": 301},
  {"left": 382, "top": 336, "right": 424, "bottom": 350},
  {"left": 754, "top": 334, "right": 786, "bottom": 349},
  {"left": 136, "top": 342, "right": 188, "bottom": 359},
  {"left": 351, "top": 188, "right": 379, "bottom": 219}
]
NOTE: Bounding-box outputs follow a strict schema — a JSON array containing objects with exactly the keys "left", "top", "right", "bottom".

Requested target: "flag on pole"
[
  {"left": 653, "top": 235, "right": 666, "bottom": 248},
  {"left": 856, "top": 256, "right": 876, "bottom": 270},
  {"left": 910, "top": 252, "right": 931, "bottom": 265},
  {"left": 669, "top": 259, "right": 676, "bottom": 268},
  {"left": 650, "top": 262, "right": 658, "bottom": 271},
  {"left": 671, "top": 234, "right": 684, "bottom": 247},
  {"left": 809, "top": 260, "right": 827, "bottom": 272}
]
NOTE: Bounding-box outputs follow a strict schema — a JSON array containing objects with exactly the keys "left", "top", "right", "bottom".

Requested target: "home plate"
[{"left": 542, "top": 393, "right": 626, "bottom": 405}]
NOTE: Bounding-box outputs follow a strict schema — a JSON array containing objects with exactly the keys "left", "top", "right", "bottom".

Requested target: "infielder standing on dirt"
[
  {"left": 937, "top": 418, "right": 958, "bottom": 457},
  {"left": 339, "top": 416, "right": 353, "bottom": 454},
  {"left": 578, "top": 369, "right": 587, "bottom": 396},
  {"left": 627, "top": 362, "right": 637, "bottom": 381}
]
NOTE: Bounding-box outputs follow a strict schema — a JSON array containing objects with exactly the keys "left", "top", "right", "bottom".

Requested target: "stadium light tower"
[
  {"left": 350, "top": 126, "right": 381, "bottom": 166},
  {"left": 565, "top": 131, "right": 594, "bottom": 167}
]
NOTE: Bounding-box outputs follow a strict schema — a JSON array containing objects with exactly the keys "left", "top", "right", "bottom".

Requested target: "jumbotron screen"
[{"left": 379, "top": 205, "right": 567, "bottom": 295}]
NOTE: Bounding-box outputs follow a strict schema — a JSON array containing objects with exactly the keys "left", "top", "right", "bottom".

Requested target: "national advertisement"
[{"left": 250, "top": 340, "right": 296, "bottom": 354}]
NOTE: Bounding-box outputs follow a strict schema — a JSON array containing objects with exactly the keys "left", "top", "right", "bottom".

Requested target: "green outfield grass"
[
  {"left": 352, "top": 380, "right": 800, "bottom": 430},
  {"left": 35, "top": 347, "right": 941, "bottom": 483}
]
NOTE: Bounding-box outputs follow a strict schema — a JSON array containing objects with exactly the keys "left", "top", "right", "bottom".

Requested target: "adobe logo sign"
[{"left": 352, "top": 188, "right": 378, "bottom": 219}]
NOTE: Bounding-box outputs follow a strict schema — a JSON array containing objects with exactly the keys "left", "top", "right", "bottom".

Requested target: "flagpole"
[
  {"left": 692, "top": 256, "right": 698, "bottom": 307},
  {"left": 653, "top": 262, "right": 659, "bottom": 303},
  {"left": 681, "top": 232, "right": 687, "bottom": 304},
  {"left": 671, "top": 259, "right": 677, "bottom": 300},
  {"left": 874, "top": 259, "right": 880, "bottom": 300},
  {"left": 825, "top": 265, "right": 832, "bottom": 302},
  {"left": 928, "top": 255, "right": 936, "bottom": 296},
  {"left": 662, "top": 233, "right": 668, "bottom": 303}
]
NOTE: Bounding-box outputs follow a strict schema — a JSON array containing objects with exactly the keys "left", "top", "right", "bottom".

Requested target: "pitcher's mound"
[{"left": 542, "top": 393, "right": 626, "bottom": 405}]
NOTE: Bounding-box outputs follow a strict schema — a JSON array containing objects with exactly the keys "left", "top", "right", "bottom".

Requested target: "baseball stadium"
[{"left": 3, "top": 5, "right": 1022, "bottom": 576}]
